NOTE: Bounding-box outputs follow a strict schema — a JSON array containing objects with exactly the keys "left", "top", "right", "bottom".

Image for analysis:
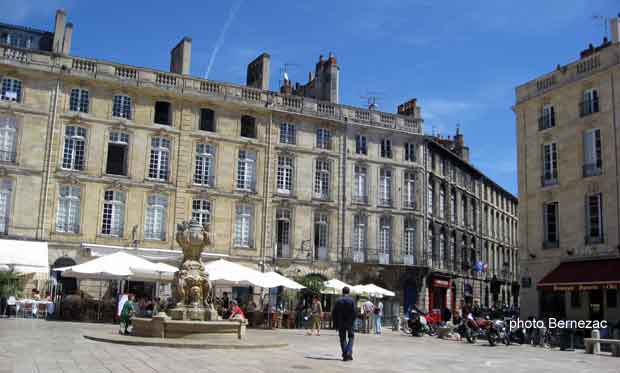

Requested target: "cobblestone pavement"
[{"left": 0, "top": 319, "right": 618, "bottom": 373}]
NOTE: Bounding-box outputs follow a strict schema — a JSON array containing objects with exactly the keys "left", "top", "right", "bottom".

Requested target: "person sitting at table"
[
  {"left": 228, "top": 300, "right": 245, "bottom": 321},
  {"left": 31, "top": 288, "right": 41, "bottom": 301},
  {"left": 44, "top": 292, "right": 52, "bottom": 302}
]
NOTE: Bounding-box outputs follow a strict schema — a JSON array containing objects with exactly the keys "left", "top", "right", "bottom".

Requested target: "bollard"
[
  {"left": 591, "top": 329, "right": 601, "bottom": 354},
  {"left": 393, "top": 316, "right": 400, "bottom": 331}
]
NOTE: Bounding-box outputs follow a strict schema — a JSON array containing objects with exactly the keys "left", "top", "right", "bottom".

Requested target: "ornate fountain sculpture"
[{"left": 168, "top": 219, "right": 217, "bottom": 321}]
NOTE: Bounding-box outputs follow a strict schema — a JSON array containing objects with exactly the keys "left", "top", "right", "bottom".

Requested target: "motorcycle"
[
  {"left": 407, "top": 309, "right": 431, "bottom": 337},
  {"left": 487, "top": 319, "right": 510, "bottom": 346},
  {"left": 462, "top": 314, "right": 493, "bottom": 343}
]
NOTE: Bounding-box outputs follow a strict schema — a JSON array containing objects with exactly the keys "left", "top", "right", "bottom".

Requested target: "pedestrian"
[
  {"left": 362, "top": 298, "right": 374, "bottom": 333},
  {"left": 119, "top": 293, "right": 135, "bottom": 335},
  {"left": 310, "top": 295, "right": 323, "bottom": 336},
  {"left": 332, "top": 286, "right": 356, "bottom": 361},
  {"left": 373, "top": 300, "right": 383, "bottom": 335}
]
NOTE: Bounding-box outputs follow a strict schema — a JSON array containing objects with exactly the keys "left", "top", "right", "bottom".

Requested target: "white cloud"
[{"left": 0, "top": 0, "right": 70, "bottom": 24}]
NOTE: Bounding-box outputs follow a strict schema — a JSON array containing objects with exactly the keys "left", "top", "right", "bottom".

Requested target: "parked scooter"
[
  {"left": 462, "top": 314, "right": 493, "bottom": 344},
  {"left": 407, "top": 308, "right": 431, "bottom": 337},
  {"left": 487, "top": 318, "right": 510, "bottom": 346}
]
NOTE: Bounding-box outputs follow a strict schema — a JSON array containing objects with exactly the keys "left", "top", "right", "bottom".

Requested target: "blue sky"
[{"left": 2, "top": 0, "right": 618, "bottom": 194}]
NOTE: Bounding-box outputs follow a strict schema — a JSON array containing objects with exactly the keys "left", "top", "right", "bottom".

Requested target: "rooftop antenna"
[
  {"left": 593, "top": 15, "right": 609, "bottom": 38},
  {"left": 279, "top": 63, "right": 299, "bottom": 87},
  {"left": 361, "top": 91, "right": 383, "bottom": 111}
]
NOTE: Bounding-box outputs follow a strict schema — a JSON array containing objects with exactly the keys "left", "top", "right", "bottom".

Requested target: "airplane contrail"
[{"left": 205, "top": 0, "right": 244, "bottom": 79}]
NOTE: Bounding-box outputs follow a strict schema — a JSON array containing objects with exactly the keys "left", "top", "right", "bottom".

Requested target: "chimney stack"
[
  {"left": 61, "top": 22, "right": 73, "bottom": 54},
  {"left": 170, "top": 37, "right": 192, "bottom": 75},
  {"left": 611, "top": 17, "right": 620, "bottom": 44},
  {"left": 397, "top": 98, "right": 418, "bottom": 117},
  {"left": 52, "top": 9, "right": 67, "bottom": 54},
  {"left": 246, "top": 53, "right": 271, "bottom": 90}
]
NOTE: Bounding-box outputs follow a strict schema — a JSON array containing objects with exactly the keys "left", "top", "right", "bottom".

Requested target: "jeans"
[
  {"left": 374, "top": 315, "right": 382, "bottom": 334},
  {"left": 338, "top": 327, "right": 355, "bottom": 358}
]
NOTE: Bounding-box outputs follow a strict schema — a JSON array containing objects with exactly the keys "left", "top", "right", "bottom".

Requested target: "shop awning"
[
  {"left": 537, "top": 258, "right": 620, "bottom": 291},
  {"left": 0, "top": 239, "right": 48, "bottom": 273}
]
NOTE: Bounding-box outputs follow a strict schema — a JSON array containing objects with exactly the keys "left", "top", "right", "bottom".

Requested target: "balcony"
[
  {"left": 352, "top": 194, "right": 368, "bottom": 204},
  {"left": 538, "top": 113, "right": 555, "bottom": 130},
  {"left": 0, "top": 150, "right": 16, "bottom": 163},
  {"left": 579, "top": 98, "right": 599, "bottom": 117},
  {"left": 583, "top": 163, "right": 602, "bottom": 177},
  {"left": 403, "top": 200, "right": 416, "bottom": 209},
  {"left": 343, "top": 247, "right": 428, "bottom": 267},
  {"left": 541, "top": 175, "right": 558, "bottom": 187},
  {"left": 543, "top": 240, "right": 559, "bottom": 249},
  {"left": 585, "top": 235, "right": 604, "bottom": 245},
  {"left": 0, "top": 216, "right": 8, "bottom": 235},
  {"left": 378, "top": 198, "right": 393, "bottom": 208}
]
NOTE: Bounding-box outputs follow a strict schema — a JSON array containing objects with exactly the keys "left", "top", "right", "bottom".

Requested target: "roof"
[{"left": 537, "top": 258, "right": 620, "bottom": 287}]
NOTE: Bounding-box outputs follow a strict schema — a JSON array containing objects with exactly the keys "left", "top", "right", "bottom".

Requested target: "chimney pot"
[{"left": 170, "top": 37, "right": 192, "bottom": 75}]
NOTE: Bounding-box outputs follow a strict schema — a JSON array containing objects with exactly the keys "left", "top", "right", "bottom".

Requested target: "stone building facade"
[
  {"left": 0, "top": 10, "right": 517, "bottom": 316},
  {"left": 515, "top": 17, "right": 620, "bottom": 323}
]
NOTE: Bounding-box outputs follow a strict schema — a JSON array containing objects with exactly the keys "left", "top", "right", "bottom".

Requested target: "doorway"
[{"left": 589, "top": 290, "right": 604, "bottom": 321}]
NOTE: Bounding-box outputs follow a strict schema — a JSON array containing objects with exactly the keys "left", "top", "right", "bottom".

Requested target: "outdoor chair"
[
  {"left": 22, "top": 302, "right": 33, "bottom": 318},
  {"left": 36, "top": 303, "right": 47, "bottom": 319},
  {"left": 6, "top": 296, "right": 16, "bottom": 318}
]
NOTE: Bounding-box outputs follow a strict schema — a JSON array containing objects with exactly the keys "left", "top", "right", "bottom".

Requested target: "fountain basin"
[{"left": 132, "top": 314, "right": 247, "bottom": 340}]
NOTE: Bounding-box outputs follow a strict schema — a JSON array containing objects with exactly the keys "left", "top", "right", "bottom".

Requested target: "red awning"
[{"left": 537, "top": 258, "right": 620, "bottom": 291}]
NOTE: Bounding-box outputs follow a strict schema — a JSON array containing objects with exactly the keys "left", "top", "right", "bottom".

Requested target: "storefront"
[{"left": 428, "top": 275, "right": 451, "bottom": 313}]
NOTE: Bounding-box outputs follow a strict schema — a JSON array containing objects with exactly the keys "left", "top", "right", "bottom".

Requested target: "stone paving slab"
[{"left": 0, "top": 319, "right": 619, "bottom": 372}]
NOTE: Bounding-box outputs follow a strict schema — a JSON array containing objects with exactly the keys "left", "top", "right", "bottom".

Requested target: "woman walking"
[{"left": 310, "top": 296, "right": 323, "bottom": 336}]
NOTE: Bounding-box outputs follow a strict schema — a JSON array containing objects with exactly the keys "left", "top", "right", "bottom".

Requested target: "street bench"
[{"left": 584, "top": 337, "right": 620, "bottom": 356}]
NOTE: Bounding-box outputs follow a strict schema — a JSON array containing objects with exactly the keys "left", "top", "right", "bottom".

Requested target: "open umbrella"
[
  {"left": 203, "top": 259, "right": 269, "bottom": 287},
  {"left": 322, "top": 279, "right": 355, "bottom": 295},
  {"left": 260, "top": 272, "right": 305, "bottom": 290}
]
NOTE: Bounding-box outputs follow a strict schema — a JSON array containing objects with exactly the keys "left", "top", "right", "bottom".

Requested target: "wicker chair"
[
  {"left": 36, "top": 303, "right": 47, "bottom": 319},
  {"left": 22, "top": 302, "right": 33, "bottom": 318}
]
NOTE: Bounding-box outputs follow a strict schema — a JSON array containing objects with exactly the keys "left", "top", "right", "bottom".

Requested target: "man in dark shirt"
[{"left": 331, "top": 286, "right": 356, "bottom": 361}]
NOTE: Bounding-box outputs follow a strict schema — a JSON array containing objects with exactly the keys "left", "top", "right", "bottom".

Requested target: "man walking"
[
  {"left": 332, "top": 286, "right": 356, "bottom": 361},
  {"left": 362, "top": 299, "right": 374, "bottom": 333}
]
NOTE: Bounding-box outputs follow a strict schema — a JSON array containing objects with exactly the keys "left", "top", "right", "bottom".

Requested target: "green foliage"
[
  {"left": 295, "top": 274, "right": 325, "bottom": 295},
  {"left": 0, "top": 272, "right": 23, "bottom": 297}
]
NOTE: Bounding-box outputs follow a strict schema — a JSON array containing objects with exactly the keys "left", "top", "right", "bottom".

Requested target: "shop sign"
[{"left": 433, "top": 278, "right": 450, "bottom": 288}]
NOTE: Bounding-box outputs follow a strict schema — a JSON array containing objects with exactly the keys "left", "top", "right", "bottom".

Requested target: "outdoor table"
[{"left": 15, "top": 300, "right": 52, "bottom": 318}]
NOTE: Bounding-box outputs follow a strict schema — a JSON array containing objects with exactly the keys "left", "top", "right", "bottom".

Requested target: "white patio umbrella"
[
  {"left": 58, "top": 252, "right": 177, "bottom": 281},
  {"left": 322, "top": 279, "right": 355, "bottom": 295},
  {"left": 260, "top": 271, "right": 305, "bottom": 290},
  {"left": 351, "top": 284, "right": 395, "bottom": 298},
  {"left": 203, "top": 259, "right": 269, "bottom": 287}
]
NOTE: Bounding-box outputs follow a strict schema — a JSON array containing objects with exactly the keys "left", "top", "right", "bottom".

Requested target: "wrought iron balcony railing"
[
  {"left": 582, "top": 163, "right": 602, "bottom": 177},
  {"left": 579, "top": 98, "right": 599, "bottom": 117}
]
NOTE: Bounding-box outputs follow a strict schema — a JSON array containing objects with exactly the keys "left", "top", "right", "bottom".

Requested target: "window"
[
  {"left": 192, "top": 199, "right": 211, "bottom": 227},
  {"left": 1, "top": 33, "right": 33, "bottom": 48},
  {"left": 0, "top": 179, "right": 12, "bottom": 234},
  {"left": 607, "top": 289, "right": 617, "bottom": 308},
  {"left": 240, "top": 115, "right": 256, "bottom": 138},
  {"left": 194, "top": 144, "right": 215, "bottom": 187},
  {"left": 56, "top": 185, "right": 80, "bottom": 233},
  {"left": 538, "top": 104, "right": 555, "bottom": 130},
  {"left": 403, "top": 171, "right": 416, "bottom": 209},
  {"left": 439, "top": 186, "right": 446, "bottom": 219},
  {"left": 543, "top": 202, "right": 559, "bottom": 248},
  {"left": 437, "top": 230, "right": 446, "bottom": 269},
  {"left": 101, "top": 190, "right": 125, "bottom": 236},
  {"left": 542, "top": 143, "right": 558, "bottom": 186},
  {"left": 279, "top": 123, "right": 296, "bottom": 145},
  {"left": 275, "top": 208, "right": 291, "bottom": 258},
  {"left": 352, "top": 214, "right": 367, "bottom": 262},
  {"left": 276, "top": 155, "right": 294, "bottom": 194},
  {"left": 461, "top": 195, "right": 467, "bottom": 226},
  {"left": 378, "top": 216, "right": 392, "bottom": 264},
  {"left": 145, "top": 194, "right": 167, "bottom": 240},
  {"left": 154, "top": 101, "right": 171, "bottom": 125},
  {"left": 580, "top": 89, "right": 599, "bottom": 117},
  {"left": 314, "top": 159, "right": 330, "bottom": 199},
  {"left": 236, "top": 149, "right": 257, "bottom": 191},
  {"left": 62, "top": 126, "right": 87, "bottom": 171},
  {"left": 148, "top": 137, "right": 170, "bottom": 181},
  {"left": 0, "top": 78, "right": 22, "bottom": 102},
  {"left": 403, "top": 216, "right": 416, "bottom": 265},
  {"left": 354, "top": 165, "right": 368, "bottom": 204},
  {"left": 404, "top": 142, "right": 416, "bottom": 162},
  {"left": 355, "top": 134, "right": 367, "bottom": 155},
  {"left": 112, "top": 95, "right": 132, "bottom": 119},
  {"left": 69, "top": 88, "right": 89, "bottom": 113},
  {"left": 316, "top": 128, "right": 331, "bottom": 149},
  {"left": 427, "top": 176, "right": 434, "bottom": 216},
  {"left": 380, "top": 138, "right": 392, "bottom": 158},
  {"left": 428, "top": 224, "right": 434, "bottom": 261},
  {"left": 450, "top": 190, "right": 457, "bottom": 224},
  {"left": 440, "top": 158, "right": 447, "bottom": 176},
  {"left": 106, "top": 132, "right": 129, "bottom": 175},
  {"left": 0, "top": 116, "right": 17, "bottom": 162},
  {"left": 234, "top": 204, "right": 254, "bottom": 247},
  {"left": 583, "top": 129, "right": 602, "bottom": 177},
  {"left": 378, "top": 168, "right": 392, "bottom": 206},
  {"left": 451, "top": 232, "right": 458, "bottom": 270},
  {"left": 586, "top": 193, "right": 603, "bottom": 243},
  {"left": 314, "top": 212, "right": 329, "bottom": 260},
  {"left": 199, "top": 108, "right": 215, "bottom": 132}
]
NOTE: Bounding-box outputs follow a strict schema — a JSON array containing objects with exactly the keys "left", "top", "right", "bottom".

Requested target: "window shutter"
[{"left": 584, "top": 131, "right": 595, "bottom": 165}]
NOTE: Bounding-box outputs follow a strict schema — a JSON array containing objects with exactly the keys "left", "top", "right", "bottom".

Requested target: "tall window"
[
  {"left": 145, "top": 194, "right": 167, "bottom": 240},
  {"left": 112, "top": 95, "right": 132, "bottom": 119},
  {"left": 56, "top": 185, "right": 80, "bottom": 233},
  {"left": 106, "top": 132, "right": 129, "bottom": 175},
  {"left": 154, "top": 101, "right": 172, "bottom": 125},
  {"left": 427, "top": 176, "right": 434, "bottom": 216},
  {"left": 380, "top": 138, "right": 392, "bottom": 158},
  {"left": 354, "top": 165, "right": 368, "bottom": 203},
  {"left": 148, "top": 137, "right": 170, "bottom": 181},
  {"left": 316, "top": 128, "right": 331, "bottom": 149},
  {"left": 439, "top": 186, "right": 446, "bottom": 219},
  {"left": 352, "top": 214, "right": 367, "bottom": 262},
  {"left": 0, "top": 116, "right": 17, "bottom": 162},
  {"left": 101, "top": 190, "right": 125, "bottom": 236},
  {"left": 194, "top": 144, "right": 215, "bottom": 187},
  {"left": 451, "top": 231, "right": 458, "bottom": 270},
  {"left": 314, "top": 212, "right": 329, "bottom": 260},
  {"left": 275, "top": 208, "right": 291, "bottom": 258},
  {"left": 542, "top": 143, "right": 558, "bottom": 186},
  {"left": 543, "top": 202, "right": 559, "bottom": 248},
  {"left": 314, "top": 159, "right": 330, "bottom": 199},
  {"left": 427, "top": 224, "right": 434, "bottom": 265},
  {"left": 403, "top": 171, "right": 416, "bottom": 209},
  {"left": 279, "top": 122, "right": 296, "bottom": 144},
  {"left": 69, "top": 88, "right": 89, "bottom": 113},
  {"left": 461, "top": 195, "right": 467, "bottom": 226},
  {"left": 438, "top": 230, "right": 446, "bottom": 269},
  {"left": 0, "top": 78, "right": 22, "bottom": 102},
  {"left": 450, "top": 190, "right": 457, "bottom": 224},
  {"left": 62, "top": 126, "right": 87, "bottom": 171},
  {"left": 378, "top": 168, "right": 392, "bottom": 206},
  {"left": 580, "top": 88, "right": 599, "bottom": 117},
  {"left": 378, "top": 216, "right": 392, "bottom": 264},
  {"left": 199, "top": 108, "right": 215, "bottom": 132},
  {"left": 539, "top": 104, "right": 555, "bottom": 130},
  {"left": 0, "top": 179, "right": 12, "bottom": 234},
  {"left": 586, "top": 193, "right": 603, "bottom": 243},
  {"left": 240, "top": 115, "right": 256, "bottom": 138},
  {"left": 583, "top": 129, "right": 602, "bottom": 177},
  {"left": 404, "top": 216, "right": 416, "bottom": 265},
  {"left": 234, "top": 204, "right": 254, "bottom": 247},
  {"left": 440, "top": 158, "right": 447, "bottom": 176},
  {"left": 276, "top": 155, "right": 293, "bottom": 194},
  {"left": 355, "top": 134, "right": 367, "bottom": 155},
  {"left": 236, "top": 149, "right": 257, "bottom": 191},
  {"left": 404, "top": 142, "right": 416, "bottom": 162},
  {"left": 192, "top": 199, "right": 211, "bottom": 227}
]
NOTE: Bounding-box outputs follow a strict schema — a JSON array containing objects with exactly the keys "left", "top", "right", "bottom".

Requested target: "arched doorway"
[
  {"left": 51, "top": 257, "right": 77, "bottom": 296},
  {"left": 401, "top": 275, "right": 420, "bottom": 315}
]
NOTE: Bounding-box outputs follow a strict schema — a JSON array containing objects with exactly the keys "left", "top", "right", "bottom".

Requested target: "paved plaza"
[{"left": 0, "top": 319, "right": 618, "bottom": 373}]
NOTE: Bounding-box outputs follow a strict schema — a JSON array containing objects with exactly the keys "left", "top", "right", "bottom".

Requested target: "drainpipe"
[
  {"left": 611, "top": 71, "right": 620, "bottom": 247},
  {"left": 260, "top": 108, "right": 273, "bottom": 272},
  {"left": 339, "top": 120, "right": 348, "bottom": 278}
]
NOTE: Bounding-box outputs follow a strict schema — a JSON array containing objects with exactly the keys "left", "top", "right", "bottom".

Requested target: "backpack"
[{"left": 373, "top": 307, "right": 380, "bottom": 315}]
